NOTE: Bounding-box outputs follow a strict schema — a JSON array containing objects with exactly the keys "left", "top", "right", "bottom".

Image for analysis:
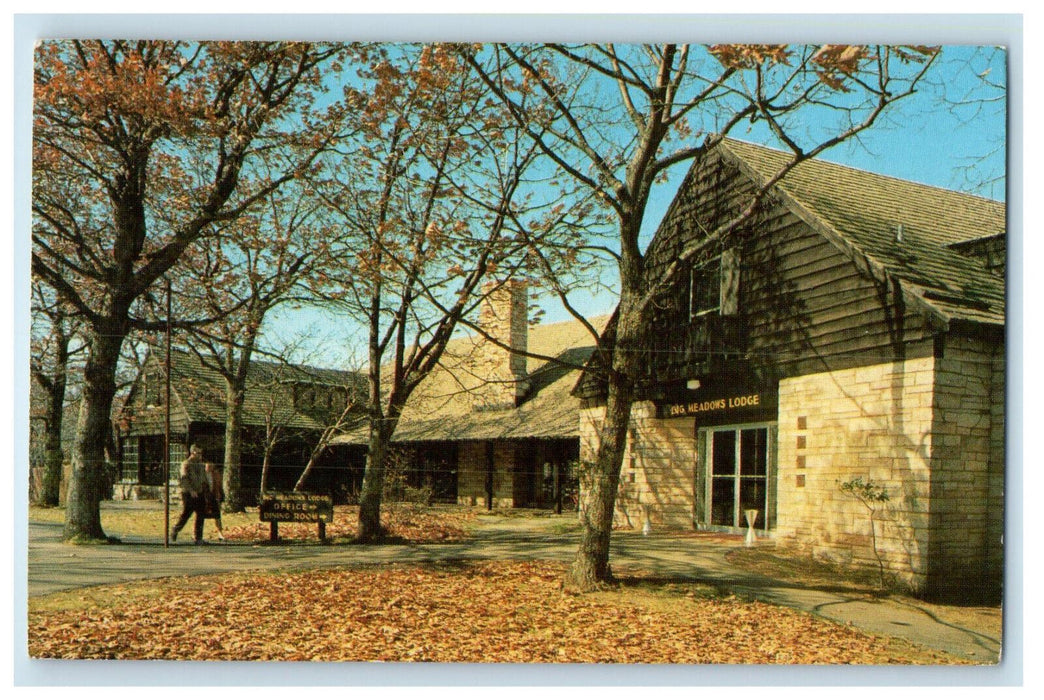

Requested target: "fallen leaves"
[
  {"left": 220, "top": 504, "right": 475, "bottom": 543},
  {"left": 28, "top": 561, "right": 966, "bottom": 664}
]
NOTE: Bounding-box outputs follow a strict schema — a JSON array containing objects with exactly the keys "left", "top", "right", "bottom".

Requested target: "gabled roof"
[
  {"left": 121, "top": 348, "right": 364, "bottom": 434},
  {"left": 332, "top": 315, "right": 608, "bottom": 446},
  {"left": 573, "top": 138, "right": 1006, "bottom": 400},
  {"left": 716, "top": 138, "right": 1005, "bottom": 326}
]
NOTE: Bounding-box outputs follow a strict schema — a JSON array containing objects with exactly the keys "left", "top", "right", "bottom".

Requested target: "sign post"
[{"left": 259, "top": 491, "right": 334, "bottom": 542}]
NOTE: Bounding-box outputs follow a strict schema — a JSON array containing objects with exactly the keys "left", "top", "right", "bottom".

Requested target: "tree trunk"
[
  {"left": 357, "top": 418, "right": 396, "bottom": 542},
  {"left": 222, "top": 385, "right": 247, "bottom": 512},
  {"left": 567, "top": 283, "right": 642, "bottom": 591},
  {"left": 567, "top": 369, "right": 635, "bottom": 590},
  {"left": 64, "top": 326, "right": 124, "bottom": 541},
  {"left": 41, "top": 366, "right": 68, "bottom": 507},
  {"left": 33, "top": 316, "right": 71, "bottom": 507},
  {"left": 260, "top": 448, "right": 273, "bottom": 495},
  {"left": 42, "top": 439, "right": 64, "bottom": 507}
]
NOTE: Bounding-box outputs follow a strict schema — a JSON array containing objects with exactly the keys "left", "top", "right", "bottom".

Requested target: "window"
[
  {"left": 139, "top": 436, "right": 167, "bottom": 486},
  {"left": 688, "top": 248, "right": 741, "bottom": 320},
  {"left": 689, "top": 260, "right": 721, "bottom": 320},
  {"left": 120, "top": 437, "right": 139, "bottom": 482},
  {"left": 294, "top": 383, "right": 318, "bottom": 410},
  {"left": 168, "top": 442, "right": 186, "bottom": 483}
]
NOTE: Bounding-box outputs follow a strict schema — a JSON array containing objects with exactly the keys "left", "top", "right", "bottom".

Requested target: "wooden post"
[
  {"left": 553, "top": 461, "right": 562, "bottom": 515},
  {"left": 270, "top": 521, "right": 279, "bottom": 542},
  {"left": 318, "top": 520, "right": 326, "bottom": 542},
  {"left": 164, "top": 276, "right": 172, "bottom": 547},
  {"left": 485, "top": 440, "right": 495, "bottom": 511}
]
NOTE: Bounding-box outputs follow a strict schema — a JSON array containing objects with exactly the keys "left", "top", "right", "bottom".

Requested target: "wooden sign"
[{"left": 259, "top": 491, "right": 333, "bottom": 523}]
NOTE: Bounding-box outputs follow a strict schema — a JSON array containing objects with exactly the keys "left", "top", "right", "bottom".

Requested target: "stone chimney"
[{"left": 472, "top": 280, "right": 530, "bottom": 410}]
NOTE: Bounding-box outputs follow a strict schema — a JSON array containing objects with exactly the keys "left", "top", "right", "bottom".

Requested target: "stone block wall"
[
  {"left": 579, "top": 402, "right": 696, "bottom": 530},
  {"left": 776, "top": 357, "right": 937, "bottom": 591},
  {"left": 112, "top": 483, "right": 167, "bottom": 501},
  {"left": 456, "top": 440, "right": 516, "bottom": 508},
  {"left": 925, "top": 334, "right": 1004, "bottom": 601}
]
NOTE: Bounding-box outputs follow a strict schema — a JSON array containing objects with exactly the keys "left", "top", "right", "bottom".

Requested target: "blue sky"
[
  {"left": 266, "top": 43, "right": 1009, "bottom": 368},
  {"left": 11, "top": 22, "right": 1013, "bottom": 369}
]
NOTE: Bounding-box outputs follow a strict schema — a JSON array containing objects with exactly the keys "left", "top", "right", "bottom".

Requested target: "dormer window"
[
  {"left": 689, "top": 248, "right": 741, "bottom": 321},
  {"left": 689, "top": 260, "right": 721, "bottom": 320},
  {"left": 293, "top": 380, "right": 351, "bottom": 413}
]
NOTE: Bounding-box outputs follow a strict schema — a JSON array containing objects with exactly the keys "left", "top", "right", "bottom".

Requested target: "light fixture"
[{"left": 686, "top": 378, "right": 701, "bottom": 390}]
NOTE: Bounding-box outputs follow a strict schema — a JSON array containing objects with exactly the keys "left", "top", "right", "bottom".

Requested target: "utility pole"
[{"left": 164, "top": 276, "right": 172, "bottom": 547}]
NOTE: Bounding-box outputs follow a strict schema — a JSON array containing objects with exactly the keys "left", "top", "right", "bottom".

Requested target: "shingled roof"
[
  {"left": 332, "top": 315, "right": 607, "bottom": 446},
  {"left": 121, "top": 348, "right": 364, "bottom": 435},
  {"left": 717, "top": 138, "right": 1006, "bottom": 326}
]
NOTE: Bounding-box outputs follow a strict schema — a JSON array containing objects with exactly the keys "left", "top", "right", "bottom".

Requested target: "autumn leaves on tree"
[
  {"left": 311, "top": 45, "right": 550, "bottom": 541},
  {"left": 33, "top": 41, "right": 346, "bottom": 540}
]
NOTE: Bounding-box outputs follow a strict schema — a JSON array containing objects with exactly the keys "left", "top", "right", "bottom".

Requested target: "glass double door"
[{"left": 705, "top": 425, "right": 774, "bottom": 530}]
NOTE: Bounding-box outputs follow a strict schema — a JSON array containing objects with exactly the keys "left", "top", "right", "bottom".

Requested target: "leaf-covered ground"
[
  {"left": 30, "top": 504, "right": 477, "bottom": 544},
  {"left": 222, "top": 504, "right": 476, "bottom": 543},
  {"left": 28, "top": 561, "right": 967, "bottom": 664}
]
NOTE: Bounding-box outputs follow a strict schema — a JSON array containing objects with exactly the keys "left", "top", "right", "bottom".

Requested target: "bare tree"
[
  {"left": 170, "top": 176, "right": 340, "bottom": 511},
  {"left": 464, "top": 43, "right": 939, "bottom": 589},
  {"left": 314, "top": 44, "right": 551, "bottom": 541}
]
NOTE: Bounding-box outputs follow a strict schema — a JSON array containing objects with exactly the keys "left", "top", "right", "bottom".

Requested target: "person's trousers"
[{"left": 172, "top": 492, "right": 206, "bottom": 542}]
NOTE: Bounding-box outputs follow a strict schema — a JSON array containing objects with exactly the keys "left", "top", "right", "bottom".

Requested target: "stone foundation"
[{"left": 112, "top": 482, "right": 170, "bottom": 502}]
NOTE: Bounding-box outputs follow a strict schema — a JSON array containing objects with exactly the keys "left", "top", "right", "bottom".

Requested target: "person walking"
[
  {"left": 205, "top": 461, "right": 225, "bottom": 541},
  {"left": 171, "top": 444, "right": 209, "bottom": 545}
]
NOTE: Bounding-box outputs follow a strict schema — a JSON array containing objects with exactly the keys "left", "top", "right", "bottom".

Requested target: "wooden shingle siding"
[{"left": 642, "top": 147, "right": 937, "bottom": 393}]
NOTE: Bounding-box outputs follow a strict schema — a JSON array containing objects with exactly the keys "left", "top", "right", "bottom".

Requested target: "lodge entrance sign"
[
  {"left": 657, "top": 386, "right": 777, "bottom": 426},
  {"left": 259, "top": 491, "right": 333, "bottom": 542},
  {"left": 662, "top": 392, "right": 764, "bottom": 417}
]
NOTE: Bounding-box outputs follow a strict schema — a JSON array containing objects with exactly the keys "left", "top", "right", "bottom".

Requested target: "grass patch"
[
  {"left": 548, "top": 519, "right": 582, "bottom": 535},
  {"left": 725, "top": 544, "right": 885, "bottom": 593}
]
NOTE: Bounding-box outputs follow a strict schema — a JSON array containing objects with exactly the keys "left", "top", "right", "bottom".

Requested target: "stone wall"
[
  {"left": 775, "top": 346, "right": 1005, "bottom": 600},
  {"left": 579, "top": 342, "right": 1003, "bottom": 599},
  {"left": 776, "top": 357, "right": 937, "bottom": 591},
  {"left": 925, "top": 334, "right": 1004, "bottom": 601},
  {"left": 579, "top": 402, "right": 696, "bottom": 530},
  {"left": 112, "top": 483, "right": 168, "bottom": 502},
  {"left": 456, "top": 440, "right": 516, "bottom": 508}
]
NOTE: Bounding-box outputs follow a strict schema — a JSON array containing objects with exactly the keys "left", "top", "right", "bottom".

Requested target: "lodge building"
[
  {"left": 332, "top": 282, "right": 606, "bottom": 510},
  {"left": 115, "top": 348, "right": 365, "bottom": 503},
  {"left": 575, "top": 138, "right": 1005, "bottom": 602}
]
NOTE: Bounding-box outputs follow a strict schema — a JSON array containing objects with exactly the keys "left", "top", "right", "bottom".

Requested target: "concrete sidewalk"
[{"left": 27, "top": 509, "right": 1001, "bottom": 663}]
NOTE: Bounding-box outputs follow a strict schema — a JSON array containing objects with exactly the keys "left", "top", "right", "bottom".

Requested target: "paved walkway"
[{"left": 27, "top": 506, "right": 1001, "bottom": 663}]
